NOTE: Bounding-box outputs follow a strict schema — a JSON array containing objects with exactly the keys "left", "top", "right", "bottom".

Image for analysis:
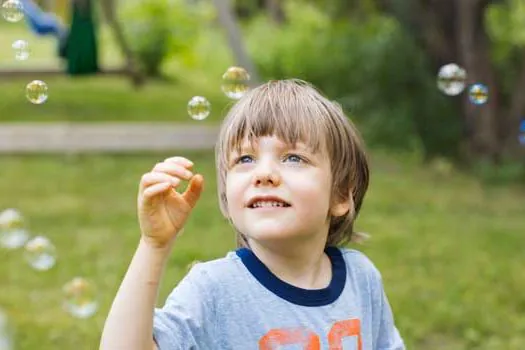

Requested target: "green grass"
[
  {"left": 0, "top": 150, "right": 524, "bottom": 349},
  {"left": 0, "top": 74, "right": 232, "bottom": 123},
  {"left": 0, "top": 21, "right": 234, "bottom": 123}
]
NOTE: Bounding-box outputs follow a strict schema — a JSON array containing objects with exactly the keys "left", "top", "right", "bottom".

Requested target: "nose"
[{"left": 253, "top": 159, "right": 281, "bottom": 187}]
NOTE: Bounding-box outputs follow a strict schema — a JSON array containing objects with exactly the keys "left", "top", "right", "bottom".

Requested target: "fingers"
[
  {"left": 152, "top": 162, "right": 193, "bottom": 181},
  {"left": 139, "top": 157, "right": 203, "bottom": 207},
  {"left": 142, "top": 181, "right": 172, "bottom": 200},
  {"left": 141, "top": 172, "right": 180, "bottom": 189},
  {"left": 139, "top": 157, "right": 192, "bottom": 193},
  {"left": 163, "top": 156, "right": 193, "bottom": 167},
  {"left": 182, "top": 174, "right": 204, "bottom": 208}
]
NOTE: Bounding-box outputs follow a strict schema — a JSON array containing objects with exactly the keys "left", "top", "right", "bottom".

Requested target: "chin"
[{"left": 244, "top": 225, "right": 306, "bottom": 243}]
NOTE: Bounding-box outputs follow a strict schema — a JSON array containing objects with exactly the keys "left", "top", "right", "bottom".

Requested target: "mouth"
[{"left": 248, "top": 201, "right": 291, "bottom": 209}]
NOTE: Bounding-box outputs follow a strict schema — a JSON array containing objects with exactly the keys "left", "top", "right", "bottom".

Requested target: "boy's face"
[{"left": 226, "top": 134, "right": 348, "bottom": 247}]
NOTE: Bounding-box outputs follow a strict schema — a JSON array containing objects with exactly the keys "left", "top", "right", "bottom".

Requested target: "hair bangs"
[{"left": 222, "top": 83, "right": 330, "bottom": 162}]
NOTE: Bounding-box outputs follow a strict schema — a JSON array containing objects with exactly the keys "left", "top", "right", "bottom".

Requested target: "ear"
[{"left": 330, "top": 193, "right": 354, "bottom": 218}]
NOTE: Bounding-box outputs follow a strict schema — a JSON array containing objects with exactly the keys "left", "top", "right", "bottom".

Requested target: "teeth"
[{"left": 252, "top": 201, "right": 287, "bottom": 208}]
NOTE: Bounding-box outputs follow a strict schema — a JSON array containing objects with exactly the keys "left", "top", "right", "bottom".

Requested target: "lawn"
[
  {"left": 0, "top": 21, "right": 234, "bottom": 123},
  {"left": 0, "top": 150, "right": 524, "bottom": 349}
]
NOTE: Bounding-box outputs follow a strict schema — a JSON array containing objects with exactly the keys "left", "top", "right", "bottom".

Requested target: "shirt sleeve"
[
  {"left": 153, "top": 263, "right": 216, "bottom": 350},
  {"left": 370, "top": 267, "right": 406, "bottom": 350}
]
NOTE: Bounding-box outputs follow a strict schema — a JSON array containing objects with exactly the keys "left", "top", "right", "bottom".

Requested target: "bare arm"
[
  {"left": 100, "top": 156, "right": 203, "bottom": 350},
  {"left": 99, "top": 238, "right": 171, "bottom": 350}
]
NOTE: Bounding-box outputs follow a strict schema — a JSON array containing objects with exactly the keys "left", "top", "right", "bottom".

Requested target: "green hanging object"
[{"left": 65, "top": 0, "right": 99, "bottom": 75}]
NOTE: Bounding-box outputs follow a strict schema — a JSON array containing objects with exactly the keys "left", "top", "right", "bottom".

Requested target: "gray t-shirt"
[{"left": 153, "top": 246, "right": 405, "bottom": 349}]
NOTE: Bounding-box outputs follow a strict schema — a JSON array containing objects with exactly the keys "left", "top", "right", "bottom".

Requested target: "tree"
[
  {"left": 264, "top": 0, "right": 286, "bottom": 24},
  {"left": 234, "top": 0, "right": 285, "bottom": 24},
  {"left": 376, "top": 0, "right": 525, "bottom": 163},
  {"left": 212, "top": 0, "right": 261, "bottom": 86},
  {"left": 98, "top": 0, "right": 143, "bottom": 86}
]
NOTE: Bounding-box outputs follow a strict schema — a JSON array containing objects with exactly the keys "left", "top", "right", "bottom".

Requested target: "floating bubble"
[
  {"left": 187, "top": 96, "right": 211, "bottom": 121},
  {"left": 1, "top": 0, "right": 23, "bottom": 23},
  {"left": 0, "top": 208, "right": 29, "bottom": 249},
  {"left": 0, "top": 229, "right": 29, "bottom": 249},
  {"left": 468, "top": 83, "right": 488, "bottom": 105},
  {"left": 63, "top": 277, "right": 98, "bottom": 319},
  {"left": 519, "top": 119, "right": 525, "bottom": 146},
  {"left": 437, "top": 63, "right": 467, "bottom": 96},
  {"left": 24, "top": 236, "right": 56, "bottom": 271},
  {"left": 26, "top": 80, "right": 48, "bottom": 104},
  {"left": 0, "top": 208, "right": 24, "bottom": 230},
  {"left": 12, "top": 39, "right": 29, "bottom": 61},
  {"left": 221, "top": 66, "right": 250, "bottom": 100},
  {"left": 0, "top": 309, "right": 13, "bottom": 350}
]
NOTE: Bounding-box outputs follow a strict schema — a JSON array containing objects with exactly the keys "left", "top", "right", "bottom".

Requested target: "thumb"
[{"left": 182, "top": 174, "right": 204, "bottom": 208}]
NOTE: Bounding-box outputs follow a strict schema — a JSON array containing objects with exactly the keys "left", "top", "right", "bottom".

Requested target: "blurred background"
[{"left": 0, "top": 0, "right": 524, "bottom": 349}]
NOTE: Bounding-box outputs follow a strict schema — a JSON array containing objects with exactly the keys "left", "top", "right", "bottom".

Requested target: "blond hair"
[{"left": 215, "top": 79, "right": 370, "bottom": 249}]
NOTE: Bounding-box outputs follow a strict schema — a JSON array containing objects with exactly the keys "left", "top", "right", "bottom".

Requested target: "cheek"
[
  {"left": 290, "top": 174, "right": 332, "bottom": 212},
  {"left": 225, "top": 175, "right": 244, "bottom": 212}
]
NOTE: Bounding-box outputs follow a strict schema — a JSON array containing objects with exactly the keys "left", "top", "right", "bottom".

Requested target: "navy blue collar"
[{"left": 235, "top": 246, "right": 346, "bottom": 306}]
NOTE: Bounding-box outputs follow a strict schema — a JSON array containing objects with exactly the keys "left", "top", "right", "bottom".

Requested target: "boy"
[{"left": 100, "top": 79, "right": 405, "bottom": 349}]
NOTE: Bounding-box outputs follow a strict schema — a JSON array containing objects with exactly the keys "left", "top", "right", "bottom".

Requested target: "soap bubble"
[
  {"left": 187, "top": 96, "right": 211, "bottom": 121},
  {"left": 0, "top": 209, "right": 24, "bottom": 230},
  {"left": 26, "top": 80, "right": 48, "bottom": 104},
  {"left": 12, "top": 39, "right": 29, "bottom": 61},
  {"left": 437, "top": 63, "right": 467, "bottom": 96},
  {"left": 468, "top": 83, "right": 488, "bottom": 105},
  {"left": 24, "top": 236, "right": 56, "bottom": 271},
  {"left": 63, "top": 277, "right": 98, "bottom": 319},
  {"left": 0, "top": 229, "right": 29, "bottom": 249},
  {"left": 0, "top": 209, "right": 28, "bottom": 249},
  {"left": 0, "top": 309, "right": 13, "bottom": 350},
  {"left": 221, "top": 66, "right": 250, "bottom": 100},
  {"left": 1, "top": 0, "right": 23, "bottom": 23}
]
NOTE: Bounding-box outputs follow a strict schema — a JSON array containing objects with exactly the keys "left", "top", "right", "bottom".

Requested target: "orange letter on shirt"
[
  {"left": 327, "top": 319, "right": 362, "bottom": 350},
  {"left": 259, "top": 327, "right": 321, "bottom": 350},
  {"left": 259, "top": 318, "right": 361, "bottom": 349}
]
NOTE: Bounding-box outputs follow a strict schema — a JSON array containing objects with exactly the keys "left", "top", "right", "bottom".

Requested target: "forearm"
[{"left": 100, "top": 238, "right": 172, "bottom": 350}]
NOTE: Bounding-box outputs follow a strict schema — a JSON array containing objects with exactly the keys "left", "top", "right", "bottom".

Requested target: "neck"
[{"left": 248, "top": 237, "right": 332, "bottom": 290}]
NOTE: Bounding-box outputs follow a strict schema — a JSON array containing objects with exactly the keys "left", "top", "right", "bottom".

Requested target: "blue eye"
[
  {"left": 285, "top": 154, "right": 304, "bottom": 163},
  {"left": 237, "top": 155, "right": 254, "bottom": 164},
  {"left": 234, "top": 154, "right": 306, "bottom": 165}
]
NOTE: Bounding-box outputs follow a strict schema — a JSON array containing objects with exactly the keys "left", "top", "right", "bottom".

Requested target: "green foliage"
[
  {"left": 487, "top": 0, "right": 525, "bottom": 51},
  {"left": 245, "top": 1, "right": 462, "bottom": 157},
  {"left": 120, "top": 0, "right": 214, "bottom": 77},
  {"left": 486, "top": 0, "right": 525, "bottom": 104}
]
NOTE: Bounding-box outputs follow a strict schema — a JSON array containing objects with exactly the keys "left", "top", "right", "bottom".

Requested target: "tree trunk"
[
  {"left": 456, "top": 0, "right": 500, "bottom": 162},
  {"left": 98, "top": 0, "right": 143, "bottom": 87},
  {"left": 265, "top": 0, "right": 285, "bottom": 24},
  {"left": 212, "top": 0, "right": 261, "bottom": 86},
  {"left": 500, "top": 51, "right": 525, "bottom": 159}
]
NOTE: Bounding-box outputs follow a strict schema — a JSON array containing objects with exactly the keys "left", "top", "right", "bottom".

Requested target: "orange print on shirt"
[
  {"left": 259, "top": 327, "right": 321, "bottom": 350},
  {"left": 259, "top": 318, "right": 361, "bottom": 350}
]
